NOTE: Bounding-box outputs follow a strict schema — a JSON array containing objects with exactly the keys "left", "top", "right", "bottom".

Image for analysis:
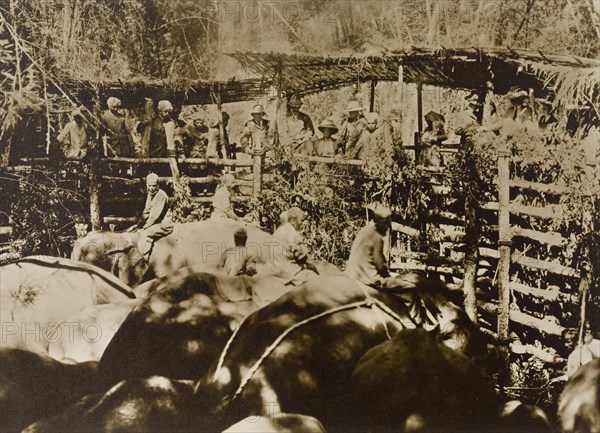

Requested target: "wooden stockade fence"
[{"left": 388, "top": 152, "right": 590, "bottom": 385}]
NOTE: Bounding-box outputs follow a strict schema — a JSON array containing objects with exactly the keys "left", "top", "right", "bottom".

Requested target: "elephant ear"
[
  {"left": 382, "top": 272, "right": 456, "bottom": 327},
  {"left": 107, "top": 244, "right": 135, "bottom": 255}
]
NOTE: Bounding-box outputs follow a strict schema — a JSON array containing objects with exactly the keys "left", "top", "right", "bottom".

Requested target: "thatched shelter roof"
[
  {"left": 58, "top": 77, "right": 272, "bottom": 108},
  {"left": 228, "top": 47, "right": 600, "bottom": 109}
]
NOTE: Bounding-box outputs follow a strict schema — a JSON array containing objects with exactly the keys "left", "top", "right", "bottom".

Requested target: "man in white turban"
[
  {"left": 136, "top": 99, "right": 184, "bottom": 158},
  {"left": 100, "top": 97, "right": 134, "bottom": 157}
]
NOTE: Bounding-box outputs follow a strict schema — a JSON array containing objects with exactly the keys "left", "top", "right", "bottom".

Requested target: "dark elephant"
[
  {"left": 0, "top": 348, "right": 98, "bottom": 433},
  {"left": 22, "top": 376, "right": 195, "bottom": 433},
  {"left": 96, "top": 268, "right": 292, "bottom": 389},
  {"left": 559, "top": 358, "right": 600, "bottom": 433},
  {"left": 192, "top": 273, "right": 454, "bottom": 432}
]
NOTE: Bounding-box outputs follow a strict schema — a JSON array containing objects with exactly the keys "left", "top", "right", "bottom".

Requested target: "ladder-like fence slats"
[
  {"left": 511, "top": 227, "right": 566, "bottom": 246},
  {"left": 478, "top": 300, "right": 565, "bottom": 336},
  {"left": 509, "top": 179, "right": 567, "bottom": 195},
  {"left": 479, "top": 247, "right": 579, "bottom": 277},
  {"left": 482, "top": 201, "right": 564, "bottom": 219}
]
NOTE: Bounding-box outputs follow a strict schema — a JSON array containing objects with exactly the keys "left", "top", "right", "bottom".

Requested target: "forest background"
[{"left": 3, "top": 0, "right": 599, "bottom": 83}]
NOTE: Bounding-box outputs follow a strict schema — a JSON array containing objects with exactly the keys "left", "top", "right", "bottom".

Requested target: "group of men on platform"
[
  {"left": 56, "top": 94, "right": 407, "bottom": 162},
  {"left": 56, "top": 86, "right": 541, "bottom": 166}
]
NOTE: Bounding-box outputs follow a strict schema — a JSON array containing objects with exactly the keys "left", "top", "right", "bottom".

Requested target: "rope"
[
  {"left": 354, "top": 280, "right": 393, "bottom": 339},
  {"left": 226, "top": 300, "right": 371, "bottom": 402},
  {"left": 220, "top": 295, "right": 419, "bottom": 404},
  {"left": 211, "top": 310, "right": 250, "bottom": 383}
]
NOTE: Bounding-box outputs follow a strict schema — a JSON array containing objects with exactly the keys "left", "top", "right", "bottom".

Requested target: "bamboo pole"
[
  {"left": 369, "top": 80, "right": 376, "bottom": 112},
  {"left": 462, "top": 86, "right": 487, "bottom": 324},
  {"left": 497, "top": 147, "right": 512, "bottom": 391},
  {"left": 89, "top": 95, "right": 102, "bottom": 231},
  {"left": 215, "top": 84, "right": 227, "bottom": 159}
]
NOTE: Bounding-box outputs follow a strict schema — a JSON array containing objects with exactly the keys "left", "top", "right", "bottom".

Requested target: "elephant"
[
  {"left": 47, "top": 299, "right": 141, "bottom": 363},
  {"left": 95, "top": 267, "right": 293, "bottom": 390},
  {"left": 22, "top": 376, "right": 196, "bottom": 433},
  {"left": 0, "top": 256, "right": 135, "bottom": 356},
  {"left": 72, "top": 220, "right": 340, "bottom": 288},
  {"left": 192, "top": 273, "right": 455, "bottom": 432},
  {"left": 559, "top": 358, "right": 600, "bottom": 433},
  {"left": 0, "top": 348, "right": 99, "bottom": 433}
]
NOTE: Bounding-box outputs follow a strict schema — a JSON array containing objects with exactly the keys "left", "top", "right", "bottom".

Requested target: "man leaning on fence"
[
  {"left": 278, "top": 95, "right": 314, "bottom": 152},
  {"left": 240, "top": 104, "right": 271, "bottom": 156}
]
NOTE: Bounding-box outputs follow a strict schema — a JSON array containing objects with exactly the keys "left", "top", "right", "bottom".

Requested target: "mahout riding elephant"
[
  {"left": 22, "top": 376, "right": 196, "bottom": 433},
  {"left": 559, "top": 358, "right": 600, "bottom": 433},
  {"left": 0, "top": 348, "right": 99, "bottom": 433},
  {"left": 192, "top": 273, "right": 456, "bottom": 432},
  {"left": 73, "top": 220, "right": 339, "bottom": 288},
  {"left": 0, "top": 257, "right": 135, "bottom": 356},
  {"left": 95, "top": 267, "right": 292, "bottom": 390}
]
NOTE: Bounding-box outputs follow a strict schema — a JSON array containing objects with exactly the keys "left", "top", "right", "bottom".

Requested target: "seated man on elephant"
[
  {"left": 257, "top": 206, "right": 318, "bottom": 285},
  {"left": 130, "top": 173, "right": 174, "bottom": 262},
  {"left": 220, "top": 228, "right": 258, "bottom": 276},
  {"left": 345, "top": 203, "right": 391, "bottom": 287}
]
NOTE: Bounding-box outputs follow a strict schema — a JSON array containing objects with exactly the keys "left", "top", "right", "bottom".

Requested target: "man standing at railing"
[
  {"left": 100, "top": 97, "right": 134, "bottom": 157},
  {"left": 182, "top": 111, "right": 209, "bottom": 158},
  {"left": 136, "top": 100, "right": 184, "bottom": 158},
  {"left": 454, "top": 93, "right": 483, "bottom": 141},
  {"left": 339, "top": 101, "right": 367, "bottom": 158},
  {"left": 208, "top": 111, "right": 231, "bottom": 159},
  {"left": 57, "top": 107, "right": 89, "bottom": 159},
  {"left": 278, "top": 95, "right": 314, "bottom": 152},
  {"left": 240, "top": 104, "right": 271, "bottom": 156}
]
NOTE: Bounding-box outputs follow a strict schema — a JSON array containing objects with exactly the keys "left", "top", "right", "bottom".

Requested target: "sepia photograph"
[{"left": 0, "top": 0, "right": 599, "bottom": 432}]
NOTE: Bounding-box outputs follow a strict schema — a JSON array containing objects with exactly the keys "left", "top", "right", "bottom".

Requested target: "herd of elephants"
[{"left": 0, "top": 219, "right": 598, "bottom": 433}]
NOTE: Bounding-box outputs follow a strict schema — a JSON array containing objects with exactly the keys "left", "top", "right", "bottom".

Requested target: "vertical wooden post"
[
  {"left": 463, "top": 196, "right": 479, "bottom": 324},
  {"left": 89, "top": 157, "right": 102, "bottom": 231},
  {"left": 216, "top": 85, "right": 227, "bottom": 159},
  {"left": 415, "top": 82, "right": 424, "bottom": 164},
  {"left": 462, "top": 86, "right": 488, "bottom": 324},
  {"left": 497, "top": 147, "right": 512, "bottom": 391},
  {"left": 88, "top": 93, "right": 103, "bottom": 232},
  {"left": 369, "top": 80, "right": 376, "bottom": 112},
  {"left": 141, "top": 98, "right": 153, "bottom": 157},
  {"left": 416, "top": 82, "right": 424, "bottom": 133},
  {"left": 252, "top": 150, "right": 264, "bottom": 197},
  {"left": 397, "top": 65, "right": 404, "bottom": 107}
]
